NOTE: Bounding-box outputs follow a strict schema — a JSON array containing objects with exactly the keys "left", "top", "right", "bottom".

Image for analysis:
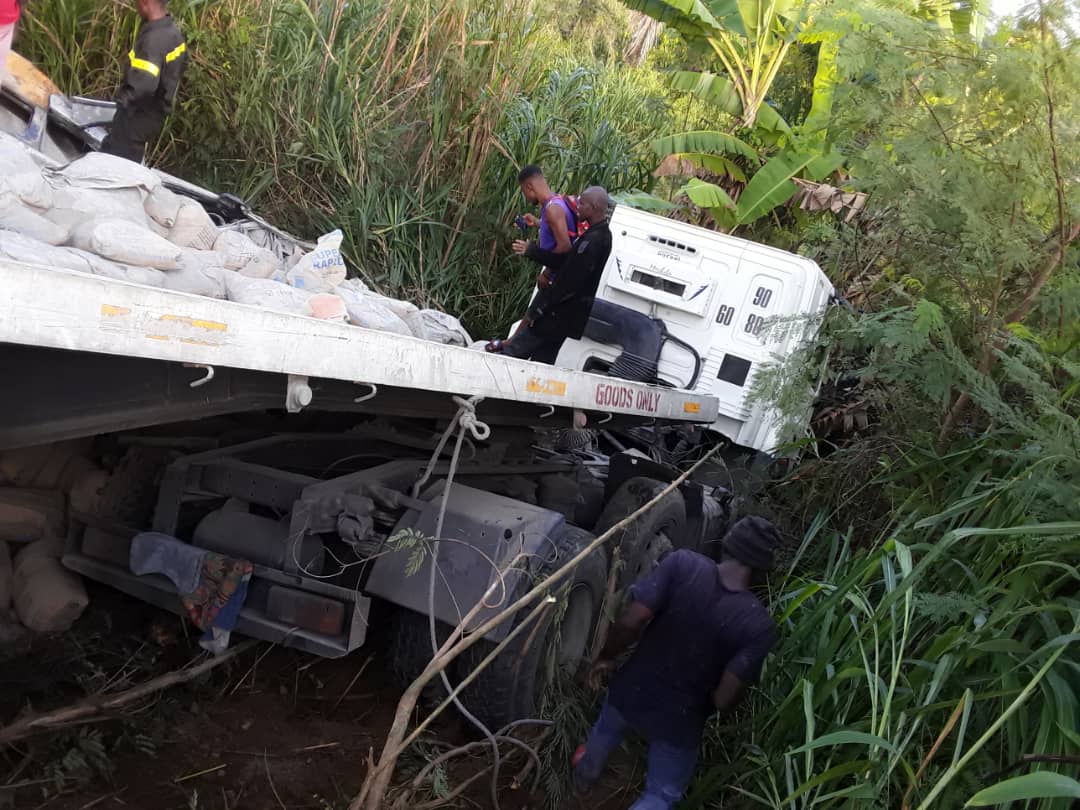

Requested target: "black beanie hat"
[{"left": 722, "top": 516, "right": 779, "bottom": 571}]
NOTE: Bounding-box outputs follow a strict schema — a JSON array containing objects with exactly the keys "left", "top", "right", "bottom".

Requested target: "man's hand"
[
  {"left": 537, "top": 268, "right": 553, "bottom": 288},
  {"left": 586, "top": 658, "right": 615, "bottom": 691},
  {"left": 485, "top": 339, "right": 507, "bottom": 353},
  {"left": 512, "top": 240, "right": 530, "bottom": 256},
  {"left": 520, "top": 213, "right": 539, "bottom": 228}
]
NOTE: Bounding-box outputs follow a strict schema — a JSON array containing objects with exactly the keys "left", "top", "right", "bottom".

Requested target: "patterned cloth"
[{"left": 180, "top": 552, "right": 253, "bottom": 631}]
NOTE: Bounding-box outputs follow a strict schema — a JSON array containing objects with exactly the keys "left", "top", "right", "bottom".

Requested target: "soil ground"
[{"left": 1, "top": 586, "right": 643, "bottom": 810}]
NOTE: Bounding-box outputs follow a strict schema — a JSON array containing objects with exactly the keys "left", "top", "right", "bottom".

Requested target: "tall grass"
[
  {"left": 16, "top": 0, "right": 672, "bottom": 335},
  {"left": 685, "top": 329, "right": 1080, "bottom": 809}
]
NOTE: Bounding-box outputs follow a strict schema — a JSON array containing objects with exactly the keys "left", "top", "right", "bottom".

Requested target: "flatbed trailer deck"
[{"left": 0, "top": 259, "right": 720, "bottom": 449}]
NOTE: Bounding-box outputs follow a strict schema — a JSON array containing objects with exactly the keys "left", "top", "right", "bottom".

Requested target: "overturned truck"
[{"left": 0, "top": 67, "right": 831, "bottom": 729}]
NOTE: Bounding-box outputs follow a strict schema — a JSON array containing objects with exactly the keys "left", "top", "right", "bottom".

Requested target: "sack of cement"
[
  {"left": 420, "top": 309, "right": 472, "bottom": 347},
  {"left": 0, "top": 132, "right": 42, "bottom": 175},
  {"left": 143, "top": 184, "right": 186, "bottom": 228},
  {"left": 0, "top": 192, "right": 70, "bottom": 245},
  {"left": 0, "top": 172, "right": 54, "bottom": 210},
  {"left": 70, "top": 219, "right": 182, "bottom": 270},
  {"left": 334, "top": 285, "right": 412, "bottom": 336},
  {"left": 225, "top": 273, "right": 314, "bottom": 315},
  {"left": 162, "top": 249, "right": 228, "bottom": 298},
  {"left": 12, "top": 550, "right": 88, "bottom": 633},
  {"left": 369, "top": 295, "right": 428, "bottom": 339},
  {"left": 213, "top": 228, "right": 283, "bottom": 278},
  {"left": 45, "top": 185, "right": 150, "bottom": 229},
  {"left": 166, "top": 199, "right": 218, "bottom": 251},
  {"left": 0, "top": 488, "right": 65, "bottom": 545},
  {"left": 46, "top": 151, "right": 161, "bottom": 193},
  {"left": 86, "top": 256, "right": 168, "bottom": 287},
  {"left": 286, "top": 229, "right": 347, "bottom": 292}
]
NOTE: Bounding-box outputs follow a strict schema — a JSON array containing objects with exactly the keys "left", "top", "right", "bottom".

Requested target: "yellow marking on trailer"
[
  {"left": 526, "top": 377, "right": 567, "bottom": 396},
  {"left": 683, "top": 401, "right": 701, "bottom": 414},
  {"left": 179, "top": 338, "right": 219, "bottom": 347},
  {"left": 158, "top": 314, "right": 228, "bottom": 332},
  {"left": 100, "top": 304, "right": 131, "bottom": 317},
  {"left": 146, "top": 334, "right": 169, "bottom": 341}
]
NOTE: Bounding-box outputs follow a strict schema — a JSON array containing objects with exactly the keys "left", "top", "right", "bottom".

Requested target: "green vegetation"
[{"left": 15, "top": 0, "right": 1078, "bottom": 807}]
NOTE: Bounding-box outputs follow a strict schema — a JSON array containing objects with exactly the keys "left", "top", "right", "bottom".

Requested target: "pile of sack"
[{"left": 0, "top": 134, "right": 472, "bottom": 346}]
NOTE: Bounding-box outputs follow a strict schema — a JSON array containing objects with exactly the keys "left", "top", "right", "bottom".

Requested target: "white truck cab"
[{"left": 557, "top": 206, "right": 834, "bottom": 454}]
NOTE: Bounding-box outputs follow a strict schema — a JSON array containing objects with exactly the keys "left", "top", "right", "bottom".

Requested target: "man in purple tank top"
[{"left": 512, "top": 165, "right": 576, "bottom": 284}]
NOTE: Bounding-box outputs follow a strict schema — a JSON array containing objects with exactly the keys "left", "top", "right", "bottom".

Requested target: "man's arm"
[
  {"left": 115, "top": 36, "right": 163, "bottom": 108},
  {"left": 587, "top": 601, "right": 652, "bottom": 688},
  {"left": 712, "top": 670, "right": 747, "bottom": 714},
  {"left": 522, "top": 203, "right": 573, "bottom": 267},
  {"left": 712, "top": 621, "right": 777, "bottom": 714}
]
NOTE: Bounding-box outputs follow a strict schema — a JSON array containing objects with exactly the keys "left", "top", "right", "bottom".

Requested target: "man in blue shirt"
[{"left": 574, "top": 516, "right": 780, "bottom": 809}]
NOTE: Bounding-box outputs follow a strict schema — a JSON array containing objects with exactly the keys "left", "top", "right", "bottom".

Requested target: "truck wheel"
[
  {"left": 456, "top": 524, "right": 606, "bottom": 731},
  {"left": 594, "top": 477, "right": 686, "bottom": 593},
  {"left": 386, "top": 608, "right": 454, "bottom": 707}
]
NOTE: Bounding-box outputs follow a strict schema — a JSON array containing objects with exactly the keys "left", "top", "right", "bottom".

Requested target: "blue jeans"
[{"left": 574, "top": 699, "right": 698, "bottom": 810}]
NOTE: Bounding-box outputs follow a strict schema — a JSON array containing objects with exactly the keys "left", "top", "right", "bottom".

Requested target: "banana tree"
[{"left": 623, "top": 0, "right": 807, "bottom": 129}]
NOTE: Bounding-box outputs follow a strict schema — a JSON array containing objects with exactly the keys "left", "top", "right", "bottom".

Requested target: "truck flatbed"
[{"left": 0, "top": 259, "right": 720, "bottom": 448}]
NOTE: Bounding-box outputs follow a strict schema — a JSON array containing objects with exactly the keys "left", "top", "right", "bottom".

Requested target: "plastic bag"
[
  {"left": 0, "top": 192, "right": 70, "bottom": 245},
  {"left": 213, "top": 228, "right": 282, "bottom": 278},
  {"left": 308, "top": 293, "right": 348, "bottom": 321},
  {"left": 83, "top": 257, "right": 167, "bottom": 287},
  {"left": 70, "top": 219, "right": 182, "bottom": 270},
  {"left": 368, "top": 294, "right": 428, "bottom": 339},
  {"left": 286, "top": 229, "right": 347, "bottom": 292},
  {"left": 162, "top": 249, "right": 229, "bottom": 298},
  {"left": 46, "top": 151, "right": 161, "bottom": 192},
  {"left": 420, "top": 309, "right": 472, "bottom": 347}
]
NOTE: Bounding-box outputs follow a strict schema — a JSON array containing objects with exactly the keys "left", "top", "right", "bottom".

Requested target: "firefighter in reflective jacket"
[{"left": 102, "top": 0, "right": 187, "bottom": 163}]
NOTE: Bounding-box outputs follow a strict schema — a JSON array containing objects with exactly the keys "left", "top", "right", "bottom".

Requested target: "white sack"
[
  {"left": 143, "top": 184, "right": 186, "bottom": 228},
  {"left": 0, "top": 193, "right": 70, "bottom": 245},
  {"left": 84, "top": 257, "right": 167, "bottom": 287},
  {"left": 166, "top": 199, "right": 218, "bottom": 250},
  {"left": 420, "top": 309, "right": 472, "bottom": 347},
  {"left": 0, "top": 172, "right": 54, "bottom": 210},
  {"left": 162, "top": 249, "right": 228, "bottom": 298},
  {"left": 0, "top": 132, "right": 42, "bottom": 175},
  {"left": 70, "top": 219, "right": 182, "bottom": 270},
  {"left": 0, "top": 230, "right": 166, "bottom": 286},
  {"left": 213, "top": 228, "right": 282, "bottom": 278},
  {"left": 44, "top": 186, "right": 150, "bottom": 229},
  {"left": 47, "top": 152, "right": 161, "bottom": 192},
  {"left": 225, "top": 273, "right": 314, "bottom": 315},
  {"left": 335, "top": 286, "right": 412, "bottom": 336},
  {"left": 368, "top": 294, "right": 428, "bottom": 340},
  {"left": 0, "top": 230, "right": 97, "bottom": 272},
  {"left": 286, "top": 229, "right": 347, "bottom": 292}
]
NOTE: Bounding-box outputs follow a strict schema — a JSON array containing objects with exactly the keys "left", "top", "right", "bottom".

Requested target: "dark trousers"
[
  {"left": 502, "top": 324, "right": 566, "bottom": 365},
  {"left": 102, "top": 107, "right": 165, "bottom": 164}
]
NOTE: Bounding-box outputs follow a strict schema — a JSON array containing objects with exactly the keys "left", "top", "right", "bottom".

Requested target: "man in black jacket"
[
  {"left": 102, "top": 0, "right": 187, "bottom": 163},
  {"left": 488, "top": 186, "right": 612, "bottom": 364}
]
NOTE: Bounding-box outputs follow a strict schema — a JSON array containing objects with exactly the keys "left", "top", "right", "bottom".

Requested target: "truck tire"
[
  {"left": 386, "top": 607, "right": 459, "bottom": 708},
  {"left": 594, "top": 476, "right": 686, "bottom": 593},
  {"left": 456, "top": 524, "right": 607, "bottom": 731}
]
